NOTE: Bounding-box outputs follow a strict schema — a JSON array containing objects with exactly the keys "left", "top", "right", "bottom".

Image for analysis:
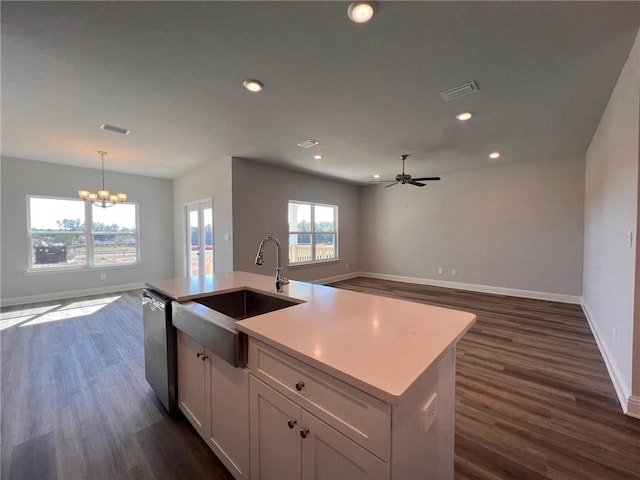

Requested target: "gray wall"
[
  {"left": 359, "top": 156, "right": 585, "bottom": 298},
  {"left": 583, "top": 32, "right": 639, "bottom": 413},
  {"left": 172, "top": 156, "right": 233, "bottom": 276},
  {"left": 1, "top": 156, "right": 174, "bottom": 304},
  {"left": 231, "top": 157, "right": 359, "bottom": 282}
]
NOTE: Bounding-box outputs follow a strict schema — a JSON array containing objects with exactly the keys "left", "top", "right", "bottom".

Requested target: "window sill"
[
  {"left": 287, "top": 259, "right": 341, "bottom": 268},
  {"left": 25, "top": 262, "right": 143, "bottom": 275}
]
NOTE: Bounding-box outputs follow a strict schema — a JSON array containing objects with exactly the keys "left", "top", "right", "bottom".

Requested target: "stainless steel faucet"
[{"left": 255, "top": 236, "right": 289, "bottom": 292}]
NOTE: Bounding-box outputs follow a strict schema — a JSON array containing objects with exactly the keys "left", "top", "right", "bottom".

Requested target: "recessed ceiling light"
[
  {"left": 347, "top": 1, "right": 376, "bottom": 23},
  {"left": 489, "top": 151, "right": 501, "bottom": 159},
  {"left": 313, "top": 154, "right": 323, "bottom": 160},
  {"left": 373, "top": 174, "right": 381, "bottom": 179},
  {"left": 243, "top": 79, "right": 264, "bottom": 92},
  {"left": 456, "top": 112, "right": 473, "bottom": 121}
]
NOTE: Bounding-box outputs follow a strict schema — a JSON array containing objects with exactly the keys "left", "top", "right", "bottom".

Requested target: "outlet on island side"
[
  {"left": 100, "top": 273, "right": 106, "bottom": 281},
  {"left": 437, "top": 267, "right": 443, "bottom": 275},
  {"left": 422, "top": 393, "right": 438, "bottom": 433}
]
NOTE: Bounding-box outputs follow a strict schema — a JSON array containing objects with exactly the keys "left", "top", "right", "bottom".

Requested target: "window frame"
[
  {"left": 27, "top": 195, "right": 141, "bottom": 273},
  {"left": 287, "top": 200, "right": 338, "bottom": 266}
]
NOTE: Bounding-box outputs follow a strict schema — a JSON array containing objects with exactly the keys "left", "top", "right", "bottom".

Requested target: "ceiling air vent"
[
  {"left": 100, "top": 123, "right": 131, "bottom": 135},
  {"left": 440, "top": 81, "right": 479, "bottom": 101},
  {"left": 297, "top": 139, "right": 320, "bottom": 149}
]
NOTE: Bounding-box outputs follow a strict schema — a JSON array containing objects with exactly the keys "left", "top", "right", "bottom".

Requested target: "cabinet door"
[
  {"left": 301, "top": 411, "right": 389, "bottom": 480},
  {"left": 250, "top": 376, "right": 301, "bottom": 480},
  {"left": 177, "top": 331, "right": 208, "bottom": 436},
  {"left": 209, "top": 351, "right": 250, "bottom": 479}
]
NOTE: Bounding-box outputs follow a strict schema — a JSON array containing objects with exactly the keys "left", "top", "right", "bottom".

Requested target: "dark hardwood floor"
[
  {"left": 328, "top": 277, "right": 640, "bottom": 480},
  {"left": 2, "top": 279, "right": 639, "bottom": 479},
  {"left": 0, "top": 290, "right": 234, "bottom": 480}
]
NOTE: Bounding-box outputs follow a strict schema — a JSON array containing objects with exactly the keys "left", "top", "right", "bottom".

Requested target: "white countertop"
[{"left": 146, "top": 271, "right": 476, "bottom": 404}]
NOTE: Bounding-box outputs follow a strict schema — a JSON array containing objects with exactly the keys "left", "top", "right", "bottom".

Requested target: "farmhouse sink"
[
  {"left": 193, "top": 288, "right": 299, "bottom": 320},
  {"left": 172, "top": 289, "right": 302, "bottom": 367}
]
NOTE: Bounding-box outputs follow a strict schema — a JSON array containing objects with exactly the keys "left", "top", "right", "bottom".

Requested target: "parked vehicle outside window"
[{"left": 28, "top": 196, "right": 139, "bottom": 271}]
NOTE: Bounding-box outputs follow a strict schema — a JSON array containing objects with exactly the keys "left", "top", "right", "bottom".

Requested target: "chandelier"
[{"left": 78, "top": 151, "right": 127, "bottom": 208}]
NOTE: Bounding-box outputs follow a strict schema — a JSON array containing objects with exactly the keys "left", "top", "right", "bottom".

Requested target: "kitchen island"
[{"left": 147, "top": 271, "right": 476, "bottom": 480}]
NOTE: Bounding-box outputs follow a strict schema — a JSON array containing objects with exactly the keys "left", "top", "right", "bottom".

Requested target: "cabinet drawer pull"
[
  {"left": 287, "top": 419, "right": 297, "bottom": 429},
  {"left": 295, "top": 381, "right": 305, "bottom": 391},
  {"left": 201, "top": 354, "right": 208, "bottom": 361},
  {"left": 299, "top": 427, "right": 309, "bottom": 439},
  {"left": 196, "top": 351, "right": 203, "bottom": 358}
]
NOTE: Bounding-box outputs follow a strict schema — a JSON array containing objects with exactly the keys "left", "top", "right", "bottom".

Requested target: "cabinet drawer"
[{"left": 248, "top": 339, "right": 390, "bottom": 461}]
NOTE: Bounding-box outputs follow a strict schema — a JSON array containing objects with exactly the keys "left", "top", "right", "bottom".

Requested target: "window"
[
  {"left": 28, "top": 196, "right": 139, "bottom": 271},
  {"left": 91, "top": 203, "right": 138, "bottom": 265},
  {"left": 288, "top": 201, "right": 337, "bottom": 264}
]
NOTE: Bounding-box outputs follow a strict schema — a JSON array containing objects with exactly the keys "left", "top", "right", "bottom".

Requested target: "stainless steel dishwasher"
[{"left": 142, "top": 288, "right": 177, "bottom": 413}]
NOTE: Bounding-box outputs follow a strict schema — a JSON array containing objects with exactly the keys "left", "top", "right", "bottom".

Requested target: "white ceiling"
[{"left": 2, "top": 1, "right": 638, "bottom": 184}]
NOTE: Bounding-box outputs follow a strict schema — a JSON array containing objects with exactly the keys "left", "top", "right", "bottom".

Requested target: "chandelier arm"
[{"left": 77, "top": 150, "right": 126, "bottom": 208}]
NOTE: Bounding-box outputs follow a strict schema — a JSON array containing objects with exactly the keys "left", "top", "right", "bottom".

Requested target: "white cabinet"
[
  {"left": 176, "top": 330, "right": 249, "bottom": 479},
  {"left": 247, "top": 338, "right": 456, "bottom": 480},
  {"left": 250, "top": 375, "right": 388, "bottom": 480},
  {"left": 177, "top": 332, "right": 457, "bottom": 480},
  {"left": 248, "top": 339, "right": 391, "bottom": 480},
  {"left": 249, "top": 375, "right": 301, "bottom": 479},
  {"left": 177, "top": 330, "right": 208, "bottom": 435}
]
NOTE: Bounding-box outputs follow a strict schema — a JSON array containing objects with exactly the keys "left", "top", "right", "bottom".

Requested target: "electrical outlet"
[
  {"left": 451, "top": 268, "right": 457, "bottom": 276},
  {"left": 422, "top": 393, "right": 438, "bottom": 432},
  {"left": 345, "top": 262, "right": 349, "bottom": 269},
  {"left": 100, "top": 273, "right": 106, "bottom": 281},
  {"left": 437, "top": 267, "right": 443, "bottom": 275}
]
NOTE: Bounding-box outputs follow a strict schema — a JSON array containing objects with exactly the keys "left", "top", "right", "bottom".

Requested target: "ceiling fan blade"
[
  {"left": 383, "top": 181, "right": 399, "bottom": 188},
  {"left": 408, "top": 180, "right": 426, "bottom": 187},
  {"left": 369, "top": 179, "right": 395, "bottom": 183},
  {"left": 411, "top": 177, "right": 441, "bottom": 181}
]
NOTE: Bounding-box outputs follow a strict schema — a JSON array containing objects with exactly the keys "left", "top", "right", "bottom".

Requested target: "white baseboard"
[
  {"left": 628, "top": 395, "right": 640, "bottom": 419},
  {"left": 313, "top": 272, "right": 361, "bottom": 285},
  {"left": 1, "top": 282, "right": 145, "bottom": 307},
  {"left": 358, "top": 272, "right": 582, "bottom": 304},
  {"left": 581, "top": 301, "right": 630, "bottom": 414}
]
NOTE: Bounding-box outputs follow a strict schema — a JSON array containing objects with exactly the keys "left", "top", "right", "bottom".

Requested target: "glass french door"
[{"left": 186, "top": 200, "right": 213, "bottom": 276}]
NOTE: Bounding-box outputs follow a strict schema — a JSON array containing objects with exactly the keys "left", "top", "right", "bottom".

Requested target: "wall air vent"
[
  {"left": 440, "top": 81, "right": 479, "bottom": 101},
  {"left": 297, "top": 139, "right": 320, "bottom": 149},
  {"left": 100, "top": 123, "right": 131, "bottom": 135}
]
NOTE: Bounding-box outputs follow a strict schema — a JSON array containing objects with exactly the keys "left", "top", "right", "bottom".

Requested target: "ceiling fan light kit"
[{"left": 371, "top": 154, "right": 441, "bottom": 188}]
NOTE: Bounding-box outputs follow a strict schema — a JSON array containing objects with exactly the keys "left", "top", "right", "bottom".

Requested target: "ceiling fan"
[{"left": 372, "top": 154, "right": 441, "bottom": 188}]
